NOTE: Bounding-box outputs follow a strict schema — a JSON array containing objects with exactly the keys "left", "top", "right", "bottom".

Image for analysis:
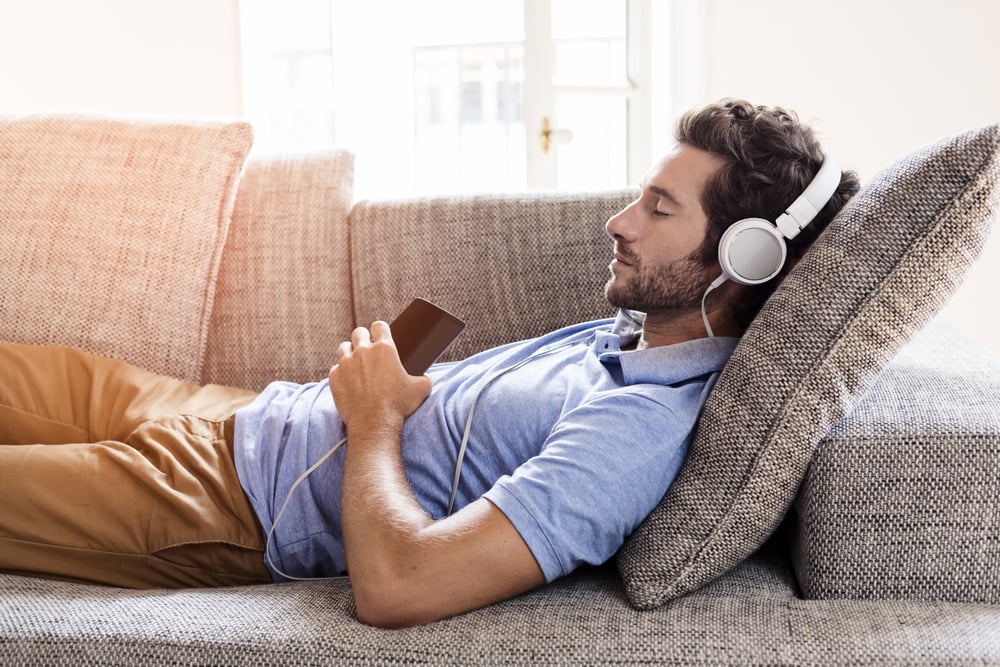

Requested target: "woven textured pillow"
[
  {"left": 0, "top": 114, "right": 252, "bottom": 382},
  {"left": 617, "top": 124, "right": 1000, "bottom": 609},
  {"left": 202, "top": 149, "right": 355, "bottom": 389}
]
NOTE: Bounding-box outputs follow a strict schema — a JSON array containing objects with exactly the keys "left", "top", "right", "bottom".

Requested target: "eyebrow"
[{"left": 647, "top": 183, "right": 683, "bottom": 209}]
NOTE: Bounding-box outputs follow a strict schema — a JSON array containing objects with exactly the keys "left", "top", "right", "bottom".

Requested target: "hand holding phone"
[{"left": 389, "top": 298, "right": 466, "bottom": 375}]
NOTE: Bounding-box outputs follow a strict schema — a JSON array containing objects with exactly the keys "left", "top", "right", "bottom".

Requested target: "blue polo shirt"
[{"left": 234, "top": 310, "right": 737, "bottom": 583}]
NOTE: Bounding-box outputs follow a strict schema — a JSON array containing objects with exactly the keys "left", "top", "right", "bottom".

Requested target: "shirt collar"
[{"left": 596, "top": 309, "right": 739, "bottom": 385}]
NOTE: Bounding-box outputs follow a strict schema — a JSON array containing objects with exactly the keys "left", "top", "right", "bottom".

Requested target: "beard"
[{"left": 604, "top": 246, "right": 713, "bottom": 315}]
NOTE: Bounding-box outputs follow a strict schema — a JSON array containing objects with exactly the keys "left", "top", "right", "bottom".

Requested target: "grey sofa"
[{"left": 1, "top": 114, "right": 999, "bottom": 665}]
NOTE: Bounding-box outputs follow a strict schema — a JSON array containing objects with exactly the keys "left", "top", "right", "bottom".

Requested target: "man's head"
[
  {"left": 605, "top": 98, "right": 860, "bottom": 336},
  {"left": 676, "top": 98, "right": 860, "bottom": 330},
  {"left": 604, "top": 144, "right": 725, "bottom": 321}
]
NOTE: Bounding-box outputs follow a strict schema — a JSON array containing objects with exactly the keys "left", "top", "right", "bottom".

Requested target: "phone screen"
[{"left": 390, "top": 298, "right": 466, "bottom": 375}]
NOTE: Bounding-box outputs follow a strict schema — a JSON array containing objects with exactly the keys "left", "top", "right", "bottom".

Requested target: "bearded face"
[
  {"left": 604, "top": 244, "right": 713, "bottom": 315},
  {"left": 603, "top": 144, "right": 725, "bottom": 320}
]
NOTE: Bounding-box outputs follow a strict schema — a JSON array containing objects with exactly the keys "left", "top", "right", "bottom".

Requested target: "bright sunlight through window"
[{"left": 240, "top": 0, "right": 653, "bottom": 199}]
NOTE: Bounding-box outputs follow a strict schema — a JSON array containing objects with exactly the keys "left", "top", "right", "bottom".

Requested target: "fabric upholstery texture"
[
  {"left": 348, "top": 192, "right": 631, "bottom": 360},
  {"left": 617, "top": 124, "right": 1000, "bottom": 609},
  {"left": 4, "top": 538, "right": 1000, "bottom": 665},
  {"left": 794, "top": 320, "right": 1000, "bottom": 602},
  {"left": 0, "top": 114, "right": 252, "bottom": 383},
  {"left": 202, "top": 149, "right": 355, "bottom": 389},
  {"left": 4, "top": 113, "right": 1000, "bottom": 664}
]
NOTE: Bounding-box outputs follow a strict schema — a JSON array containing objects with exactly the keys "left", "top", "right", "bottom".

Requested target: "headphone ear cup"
[{"left": 717, "top": 218, "right": 788, "bottom": 285}]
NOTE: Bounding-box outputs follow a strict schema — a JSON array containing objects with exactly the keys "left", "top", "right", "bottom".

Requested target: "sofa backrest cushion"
[
  {"left": 617, "top": 124, "right": 1000, "bottom": 608},
  {"left": 0, "top": 114, "right": 252, "bottom": 383},
  {"left": 202, "top": 149, "right": 355, "bottom": 390},
  {"left": 348, "top": 192, "right": 632, "bottom": 358}
]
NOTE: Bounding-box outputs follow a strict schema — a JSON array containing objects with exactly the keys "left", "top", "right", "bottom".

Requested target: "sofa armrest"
[{"left": 792, "top": 319, "right": 1000, "bottom": 603}]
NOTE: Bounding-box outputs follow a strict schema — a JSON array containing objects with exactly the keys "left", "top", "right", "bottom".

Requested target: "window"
[
  {"left": 240, "top": 0, "right": 651, "bottom": 198},
  {"left": 413, "top": 43, "right": 526, "bottom": 193},
  {"left": 239, "top": 0, "right": 337, "bottom": 151}
]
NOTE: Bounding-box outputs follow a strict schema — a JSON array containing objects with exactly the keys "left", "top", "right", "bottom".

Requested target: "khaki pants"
[{"left": 0, "top": 343, "right": 272, "bottom": 588}]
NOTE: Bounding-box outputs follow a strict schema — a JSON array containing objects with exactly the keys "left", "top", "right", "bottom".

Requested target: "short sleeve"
[{"left": 483, "top": 385, "right": 706, "bottom": 581}]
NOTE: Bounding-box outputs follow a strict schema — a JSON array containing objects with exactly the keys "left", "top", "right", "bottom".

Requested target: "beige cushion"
[
  {"left": 617, "top": 124, "right": 1000, "bottom": 608},
  {"left": 348, "top": 192, "right": 631, "bottom": 360},
  {"left": 0, "top": 114, "right": 253, "bottom": 382},
  {"left": 202, "top": 149, "right": 355, "bottom": 390}
]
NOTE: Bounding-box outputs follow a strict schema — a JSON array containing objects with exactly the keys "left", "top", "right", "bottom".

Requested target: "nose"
[{"left": 606, "top": 197, "right": 639, "bottom": 242}]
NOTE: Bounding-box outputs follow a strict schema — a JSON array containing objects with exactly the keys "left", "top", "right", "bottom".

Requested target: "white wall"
[
  {"left": 664, "top": 0, "right": 1000, "bottom": 354},
  {"left": 0, "top": 0, "right": 243, "bottom": 117}
]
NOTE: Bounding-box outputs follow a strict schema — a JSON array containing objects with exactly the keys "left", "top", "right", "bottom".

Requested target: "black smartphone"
[{"left": 389, "top": 298, "right": 466, "bottom": 375}]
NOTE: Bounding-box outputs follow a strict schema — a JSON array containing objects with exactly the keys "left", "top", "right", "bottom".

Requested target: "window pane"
[
  {"left": 551, "top": 0, "right": 627, "bottom": 87},
  {"left": 414, "top": 43, "right": 526, "bottom": 193},
  {"left": 554, "top": 95, "right": 627, "bottom": 191},
  {"left": 551, "top": 0, "right": 625, "bottom": 40},
  {"left": 241, "top": 0, "right": 335, "bottom": 149},
  {"left": 553, "top": 38, "right": 627, "bottom": 88},
  {"left": 250, "top": 0, "right": 332, "bottom": 51}
]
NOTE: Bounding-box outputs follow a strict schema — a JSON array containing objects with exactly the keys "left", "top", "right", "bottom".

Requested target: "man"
[{"left": 0, "top": 99, "right": 859, "bottom": 627}]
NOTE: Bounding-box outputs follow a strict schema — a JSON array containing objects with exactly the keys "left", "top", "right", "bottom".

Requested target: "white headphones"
[
  {"left": 716, "top": 158, "right": 841, "bottom": 286},
  {"left": 700, "top": 158, "right": 841, "bottom": 338}
]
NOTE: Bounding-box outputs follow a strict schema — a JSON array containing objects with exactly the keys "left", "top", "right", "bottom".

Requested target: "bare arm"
[{"left": 329, "top": 322, "right": 545, "bottom": 628}]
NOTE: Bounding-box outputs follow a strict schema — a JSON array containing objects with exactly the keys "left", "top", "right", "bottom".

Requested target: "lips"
[{"left": 613, "top": 247, "right": 637, "bottom": 267}]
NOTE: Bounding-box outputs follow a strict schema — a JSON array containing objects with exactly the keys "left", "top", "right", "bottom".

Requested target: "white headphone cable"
[
  {"left": 265, "top": 435, "right": 348, "bottom": 582},
  {"left": 446, "top": 338, "right": 579, "bottom": 515},
  {"left": 701, "top": 274, "right": 728, "bottom": 339}
]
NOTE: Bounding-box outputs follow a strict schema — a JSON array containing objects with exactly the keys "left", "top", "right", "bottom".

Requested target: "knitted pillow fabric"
[
  {"left": 617, "top": 124, "right": 1000, "bottom": 609},
  {"left": 0, "top": 115, "right": 252, "bottom": 382}
]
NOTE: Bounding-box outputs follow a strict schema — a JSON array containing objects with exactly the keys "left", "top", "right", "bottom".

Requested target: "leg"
[
  {"left": 0, "top": 343, "right": 268, "bottom": 587},
  {"left": 0, "top": 415, "right": 271, "bottom": 588},
  {"left": 0, "top": 342, "right": 255, "bottom": 445}
]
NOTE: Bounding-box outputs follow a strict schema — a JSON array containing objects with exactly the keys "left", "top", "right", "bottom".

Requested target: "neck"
[{"left": 638, "top": 305, "right": 740, "bottom": 349}]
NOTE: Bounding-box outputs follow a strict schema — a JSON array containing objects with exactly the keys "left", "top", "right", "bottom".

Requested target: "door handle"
[{"left": 540, "top": 116, "right": 573, "bottom": 154}]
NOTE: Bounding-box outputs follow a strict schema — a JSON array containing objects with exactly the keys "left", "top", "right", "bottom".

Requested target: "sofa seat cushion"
[
  {"left": 793, "top": 320, "right": 1000, "bottom": 603},
  {"left": 617, "top": 124, "right": 1000, "bottom": 608},
  {"left": 0, "top": 114, "right": 252, "bottom": 382},
  {"left": 4, "top": 542, "right": 1000, "bottom": 664}
]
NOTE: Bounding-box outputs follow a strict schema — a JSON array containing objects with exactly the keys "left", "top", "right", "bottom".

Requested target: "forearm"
[
  {"left": 339, "top": 413, "right": 444, "bottom": 627},
  {"left": 342, "top": 416, "right": 429, "bottom": 530},
  {"left": 341, "top": 415, "right": 429, "bottom": 569},
  {"left": 339, "top": 412, "right": 545, "bottom": 629},
  {"left": 331, "top": 322, "right": 545, "bottom": 627}
]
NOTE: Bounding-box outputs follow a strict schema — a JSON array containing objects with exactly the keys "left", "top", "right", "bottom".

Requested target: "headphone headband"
[
  {"left": 775, "top": 159, "right": 842, "bottom": 239},
  {"left": 703, "top": 157, "right": 843, "bottom": 337}
]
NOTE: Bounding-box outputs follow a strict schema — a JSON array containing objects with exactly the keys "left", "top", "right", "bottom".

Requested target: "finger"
[
  {"left": 370, "top": 320, "right": 392, "bottom": 342},
  {"left": 351, "top": 326, "right": 371, "bottom": 346},
  {"left": 337, "top": 340, "right": 352, "bottom": 361}
]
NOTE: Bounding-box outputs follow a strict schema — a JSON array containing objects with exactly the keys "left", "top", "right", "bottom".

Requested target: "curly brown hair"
[{"left": 676, "top": 98, "right": 861, "bottom": 331}]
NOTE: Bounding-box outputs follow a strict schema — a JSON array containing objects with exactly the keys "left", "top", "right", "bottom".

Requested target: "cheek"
[
  {"left": 647, "top": 227, "right": 705, "bottom": 265},
  {"left": 672, "top": 218, "right": 712, "bottom": 263}
]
